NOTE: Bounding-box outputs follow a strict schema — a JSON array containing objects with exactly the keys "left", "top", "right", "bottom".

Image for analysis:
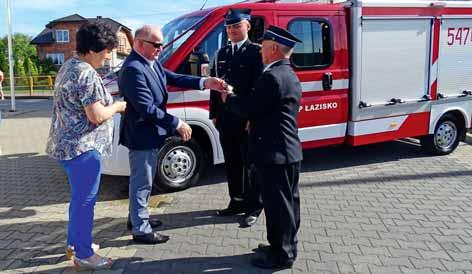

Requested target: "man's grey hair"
[{"left": 278, "top": 43, "right": 294, "bottom": 57}]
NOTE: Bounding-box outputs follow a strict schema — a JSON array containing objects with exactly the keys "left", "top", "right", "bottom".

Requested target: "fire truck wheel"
[
  {"left": 155, "top": 137, "right": 205, "bottom": 192},
  {"left": 420, "top": 114, "right": 462, "bottom": 155}
]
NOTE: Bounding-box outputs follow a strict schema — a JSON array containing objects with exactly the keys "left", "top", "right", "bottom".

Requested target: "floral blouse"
[{"left": 46, "top": 57, "right": 114, "bottom": 160}]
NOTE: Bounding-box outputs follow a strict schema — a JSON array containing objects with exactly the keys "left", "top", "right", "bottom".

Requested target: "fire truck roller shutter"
[
  {"left": 437, "top": 18, "right": 472, "bottom": 98},
  {"left": 359, "top": 18, "right": 432, "bottom": 106}
]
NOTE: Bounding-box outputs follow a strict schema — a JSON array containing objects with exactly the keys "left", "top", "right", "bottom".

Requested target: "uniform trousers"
[
  {"left": 256, "top": 162, "right": 301, "bottom": 261},
  {"left": 219, "top": 127, "right": 262, "bottom": 213}
]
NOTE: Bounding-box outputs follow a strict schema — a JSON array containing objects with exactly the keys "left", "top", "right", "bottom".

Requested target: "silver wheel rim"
[
  {"left": 160, "top": 146, "right": 197, "bottom": 187},
  {"left": 434, "top": 121, "right": 457, "bottom": 151}
]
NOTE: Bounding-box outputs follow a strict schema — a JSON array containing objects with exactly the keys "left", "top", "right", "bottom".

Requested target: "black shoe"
[
  {"left": 127, "top": 218, "right": 163, "bottom": 230},
  {"left": 132, "top": 232, "right": 170, "bottom": 244},
  {"left": 251, "top": 254, "right": 294, "bottom": 269},
  {"left": 252, "top": 243, "right": 271, "bottom": 253},
  {"left": 216, "top": 206, "right": 245, "bottom": 217},
  {"left": 239, "top": 213, "right": 259, "bottom": 228}
]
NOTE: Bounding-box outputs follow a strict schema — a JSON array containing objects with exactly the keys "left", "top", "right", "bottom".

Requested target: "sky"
[{"left": 0, "top": 0, "right": 240, "bottom": 38}]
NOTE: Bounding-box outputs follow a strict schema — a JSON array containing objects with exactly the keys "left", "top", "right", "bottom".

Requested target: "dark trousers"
[
  {"left": 219, "top": 127, "right": 262, "bottom": 214},
  {"left": 256, "top": 162, "right": 301, "bottom": 262},
  {"left": 245, "top": 164, "right": 263, "bottom": 215}
]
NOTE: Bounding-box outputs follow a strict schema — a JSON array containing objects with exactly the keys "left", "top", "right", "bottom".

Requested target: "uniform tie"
[{"left": 232, "top": 44, "right": 238, "bottom": 55}]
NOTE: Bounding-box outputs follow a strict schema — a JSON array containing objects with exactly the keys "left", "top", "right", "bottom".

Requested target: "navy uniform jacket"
[
  {"left": 226, "top": 59, "right": 303, "bottom": 165},
  {"left": 118, "top": 50, "right": 201, "bottom": 150},
  {"left": 209, "top": 40, "right": 263, "bottom": 132}
]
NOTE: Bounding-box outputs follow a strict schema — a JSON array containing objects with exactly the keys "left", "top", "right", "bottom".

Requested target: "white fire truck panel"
[
  {"left": 360, "top": 19, "right": 432, "bottom": 105},
  {"left": 438, "top": 18, "right": 472, "bottom": 97}
]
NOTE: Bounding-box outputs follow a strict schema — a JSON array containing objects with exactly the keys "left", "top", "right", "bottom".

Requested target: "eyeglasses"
[{"left": 142, "top": 39, "right": 164, "bottom": 49}]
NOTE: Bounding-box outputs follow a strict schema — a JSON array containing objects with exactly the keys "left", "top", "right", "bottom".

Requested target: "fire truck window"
[
  {"left": 177, "top": 23, "right": 227, "bottom": 74},
  {"left": 176, "top": 16, "right": 265, "bottom": 74},
  {"left": 197, "top": 23, "right": 227, "bottom": 64},
  {"left": 288, "top": 19, "right": 333, "bottom": 69}
]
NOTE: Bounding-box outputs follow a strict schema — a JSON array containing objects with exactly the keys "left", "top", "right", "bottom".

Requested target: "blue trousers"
[
  {"left": 128, "top": 149, "right": 159, "bottom": 235},
  {"left": 60, "top": 150, "right": 101, "bottom": 259}
]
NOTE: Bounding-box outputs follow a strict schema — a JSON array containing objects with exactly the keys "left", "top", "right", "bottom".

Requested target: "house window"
[
  {"left": 118, "top": 37, "right": 127, "bottom": 52},
  {"left": 55, "top": 29, "right": 70, "bottom": 43},
  {"left": 46, "top": 53, "right": 65, "bottom": 65},
  {"left": 288, "top": 19, "right": 333, "bottom": 69}
]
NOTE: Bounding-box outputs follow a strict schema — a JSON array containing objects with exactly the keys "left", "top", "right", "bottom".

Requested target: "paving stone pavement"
[{"left": 0, "top": 99, "right": 472, "bottom": 274}]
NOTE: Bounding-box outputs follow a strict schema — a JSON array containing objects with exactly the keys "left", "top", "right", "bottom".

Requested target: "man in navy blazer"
[{"left": 119, "top": 25, "right": 226, "bottom": 244}]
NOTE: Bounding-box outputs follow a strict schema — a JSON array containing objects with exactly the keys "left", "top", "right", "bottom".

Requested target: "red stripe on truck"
[{"left": 347, "top": 112, "right": 430, "bottom": 146}]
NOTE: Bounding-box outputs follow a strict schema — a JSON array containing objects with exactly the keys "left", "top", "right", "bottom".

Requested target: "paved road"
[{"left": 0, "top": 99, "right": 471, "bottom": 274}]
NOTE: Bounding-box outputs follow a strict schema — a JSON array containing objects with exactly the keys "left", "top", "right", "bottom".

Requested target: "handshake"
[
  {"left": 203, "top": 77, "right": 234, "bottom": 103},
  {"left": 178, "top": 78, "right": 234, "bottom": 142}
]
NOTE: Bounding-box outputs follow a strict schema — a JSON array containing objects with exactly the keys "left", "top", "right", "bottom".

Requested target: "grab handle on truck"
[
  {"left": 322, "top": 72, "right": 333, "bottom": 90},
  {"left": 459, "top": 90, "right": 472, "bottom": 97},
  {"left": 358, "top": 101, "right": 372, "bottom": 108},
  {"left": 388, "top": 98, "right": 405, "bottom": 105},
  {"left": 420, "top": 94, "right": 432, "bottom": 102}
]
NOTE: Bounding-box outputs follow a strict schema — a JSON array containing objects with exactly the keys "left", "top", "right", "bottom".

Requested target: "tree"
[
  {"left": 38, "top": 58, "right": 57, "bottom": 75},
  {"left": 25, "top": 57, "right": 38, "bottom": 76},
  {"left": 0, "top": 39, "right": 8, "bottom": 75},
  {"left": 0, "top": 56, "right": 7, "bottom": 77},
  {"left": 14, "top": 58, "right": 27, "bottom": 86},
  {"left": 0, "top": 33, "right": 57, "bottom": 77}
]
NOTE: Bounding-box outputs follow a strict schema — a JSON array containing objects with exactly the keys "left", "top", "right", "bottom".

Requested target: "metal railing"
[{"left": 0, "top": 75, "right": 56, "bottom": 96}]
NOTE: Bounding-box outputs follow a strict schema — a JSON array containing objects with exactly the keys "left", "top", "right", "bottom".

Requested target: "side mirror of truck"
[{"left": 188, "top": 52, "right": 210, "bottom": 77}]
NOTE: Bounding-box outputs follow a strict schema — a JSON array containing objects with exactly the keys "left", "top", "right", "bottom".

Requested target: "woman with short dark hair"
[{"left": 46, "top": 22, "right": 126, "bottom": 270}]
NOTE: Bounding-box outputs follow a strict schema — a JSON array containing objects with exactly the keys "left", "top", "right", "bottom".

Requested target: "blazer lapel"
[
  {"left": 131, "top": 50, "right": 166, "bottom": 99},
  {"left": 152, "top": 62, "right": 168, "bottom": 101},
  {"left": 225, "top": 45, "right": 233, "bottom": 61},
  {"left": 143, "top": 64, "right": 159, "bottom": 84},
  {"left": 238, "top": 40, "right": 251, "bottom": 55}
]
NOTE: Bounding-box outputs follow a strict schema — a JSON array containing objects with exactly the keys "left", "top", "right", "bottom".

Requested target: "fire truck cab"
[{"left": 102, "top": 0, "right": 472, "bottom": 192}]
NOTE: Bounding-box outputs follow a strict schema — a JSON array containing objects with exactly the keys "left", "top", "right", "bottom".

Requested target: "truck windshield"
[
  {"left": 100, "top": 9, "right": 213, "bottom": 91},
  {"left": 160, "top": 12, "right": 209, "bottom": 64}
]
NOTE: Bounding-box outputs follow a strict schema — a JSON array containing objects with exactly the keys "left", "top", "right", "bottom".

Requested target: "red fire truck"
[{"left": 102, "top": 0, "right": 472, "bottom": 192}]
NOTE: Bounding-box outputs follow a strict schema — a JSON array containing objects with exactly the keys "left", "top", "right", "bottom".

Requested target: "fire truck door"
[{"left": 276, "top": 10, "right": 349, "bottom": 148}]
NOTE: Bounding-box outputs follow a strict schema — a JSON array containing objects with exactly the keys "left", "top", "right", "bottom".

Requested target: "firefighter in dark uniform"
[
  {"left": 209, "top": 8, "right": 264, "bottom": 227},
  {"left": 219, "top": 25, "right": 303, "bottom": 269}
]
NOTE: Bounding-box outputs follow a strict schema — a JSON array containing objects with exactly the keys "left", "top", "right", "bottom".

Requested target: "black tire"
[
  {"left": 420, "top": 114, "right": 463, "bottom": 155},
  {"left": 154, "top": 137, "right": 206, "bottom": 193}
]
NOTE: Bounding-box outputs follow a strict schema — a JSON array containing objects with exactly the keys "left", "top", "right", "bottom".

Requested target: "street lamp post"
[{"left": 5, "top": 0, "right": 16, "bottom": 112}]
